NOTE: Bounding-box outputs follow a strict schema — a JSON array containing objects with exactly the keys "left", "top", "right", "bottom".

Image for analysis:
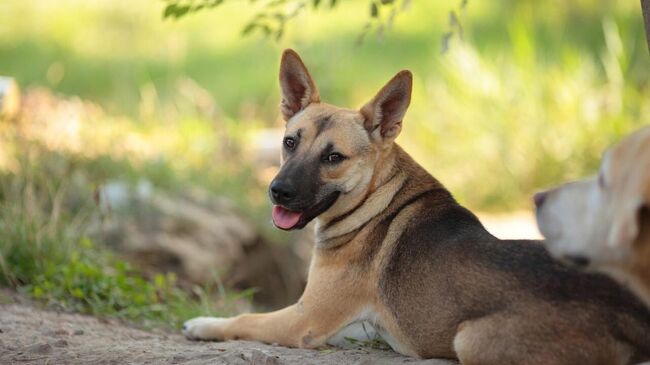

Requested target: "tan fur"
[
  {"left": 185, "top": 50, "right": 650, "bottom": 364},
  {"left": 184, "top": 50, "right": 422, "bottom": 356},
  {"left": 536, "top": 126, "right": 650, "bottom": 307}
]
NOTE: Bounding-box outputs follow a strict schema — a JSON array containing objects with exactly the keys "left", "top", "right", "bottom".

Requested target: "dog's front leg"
[
  {"left": 183, "top": 281, "right": 364, "bottom": 348},
  {"left": 183, "top": 304, "right": 336, "bottom": 348}
]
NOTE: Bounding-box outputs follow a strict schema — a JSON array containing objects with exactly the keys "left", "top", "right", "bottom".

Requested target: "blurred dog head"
[
  {"left": 269, "top": 49, "right": 412, "bottom": 231},
  {"left": 535, "top": 127, "right": 650, "bottom": 297}
]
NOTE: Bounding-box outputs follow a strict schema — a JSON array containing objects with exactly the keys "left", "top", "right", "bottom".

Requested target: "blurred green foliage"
[
  {"left": 163, "top": 0, "right": 408, "bottom": 43},
  {"left": 0, "top": 139, "right": 249, "bottom": 328},
  {"left": 1, "top": 0, "right": 647, "bottom": 212}
]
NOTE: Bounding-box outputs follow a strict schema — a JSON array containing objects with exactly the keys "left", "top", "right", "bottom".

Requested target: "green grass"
[{"left": 0, "top": 136, "right": 252, "bottom": 329}]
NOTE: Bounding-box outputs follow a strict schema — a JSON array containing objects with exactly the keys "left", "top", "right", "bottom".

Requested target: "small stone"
[
  {"left": 250, "top": 349, "right": 282, "bottom": 365},
  {"left": 48, "top": 329, "right": 71, "bottom": 336},
  {"left": 25, "top": 342, "right": 53, "bottom": 355},
  {"left": 73, "top": 329, "right": 84, "bottom": 335},
  {"left": 53, "top": 339, "right": 68, "bottom": 347},
  {"left": 169, "top": 354, "right": 188, "bottom": 364}
]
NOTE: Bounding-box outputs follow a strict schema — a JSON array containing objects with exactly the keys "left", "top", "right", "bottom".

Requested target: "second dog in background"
[{"left": 536, "top": 126, "right": 650, "bottom": 307}]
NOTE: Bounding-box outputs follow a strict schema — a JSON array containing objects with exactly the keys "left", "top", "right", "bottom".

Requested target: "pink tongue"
[{"left": 272, "top": 205, "right": 302, "bottom": 229}]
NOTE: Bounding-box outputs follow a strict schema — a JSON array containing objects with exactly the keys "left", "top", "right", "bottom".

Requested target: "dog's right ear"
[{"left": 279, "top": 49, "right": 320, "bottom": 121}]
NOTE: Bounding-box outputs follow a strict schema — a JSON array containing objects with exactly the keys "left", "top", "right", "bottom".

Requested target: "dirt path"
[{"left": 0, "top": 301, "right": 454, "bottom": 365}]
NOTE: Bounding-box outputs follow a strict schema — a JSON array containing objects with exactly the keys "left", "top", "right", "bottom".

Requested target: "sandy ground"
[{"left": 0, "top": 301, "right": 454, "bottom": 365}]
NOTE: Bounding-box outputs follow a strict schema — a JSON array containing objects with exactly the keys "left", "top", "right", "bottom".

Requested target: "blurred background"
[{"left": 0, "top": 0, "right": 648, "bottom": 328}]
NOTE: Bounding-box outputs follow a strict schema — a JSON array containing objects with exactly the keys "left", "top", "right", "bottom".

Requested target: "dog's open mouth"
[
  {"left": 271, "top": 191, "right": 340, "bottom": 230},
  {"left": 272, "top": 206, "right": 302, "bottom": 230}
]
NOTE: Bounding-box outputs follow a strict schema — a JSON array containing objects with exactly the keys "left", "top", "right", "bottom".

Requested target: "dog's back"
[{"left": 375, "top": 147, "right": 650, "bottom": 363}]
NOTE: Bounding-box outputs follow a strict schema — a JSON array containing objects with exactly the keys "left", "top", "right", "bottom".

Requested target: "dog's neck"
[{"left": 313, "top": 144, "right": 441, "bottom": 248}]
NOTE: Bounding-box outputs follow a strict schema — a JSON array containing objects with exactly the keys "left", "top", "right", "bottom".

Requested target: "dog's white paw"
[{"left": 182, "top": 317, "right": 232, "bottom": 341}]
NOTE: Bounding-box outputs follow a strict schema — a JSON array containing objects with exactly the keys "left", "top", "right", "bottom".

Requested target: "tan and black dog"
[
  {"left": 536, "top": 127, "right": 650, "bottom": 308},
  {"left": 184, "top": 49, "right": 650, "bottom": 364}
]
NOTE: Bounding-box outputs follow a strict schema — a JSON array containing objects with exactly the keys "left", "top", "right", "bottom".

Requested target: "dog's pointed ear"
[
  {"left": 360, "top": 70, "right": 412, "bottom": 143},
  {"left": 279, "top": 49, "right": 320, "bottom": 121}
]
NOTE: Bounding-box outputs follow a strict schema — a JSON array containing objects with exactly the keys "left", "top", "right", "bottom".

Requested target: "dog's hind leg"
[{"left": 453, "top": 309, "right": 633, "bottom": 365}]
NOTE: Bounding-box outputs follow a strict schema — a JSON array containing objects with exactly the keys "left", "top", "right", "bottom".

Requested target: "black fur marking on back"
[
  {"left": 354, "top": 187, "right": 451, "bottom": 269},
  {"left": 379, "top": 199, "right": 650, "bottom": 356}
]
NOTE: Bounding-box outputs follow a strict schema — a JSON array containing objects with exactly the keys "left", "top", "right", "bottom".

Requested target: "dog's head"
[
  {"left": 535, "top": 127, "right": 650, "bottom": 269},
  {"left": 269, "top": 49, "right": 412, "bottom": 230}
]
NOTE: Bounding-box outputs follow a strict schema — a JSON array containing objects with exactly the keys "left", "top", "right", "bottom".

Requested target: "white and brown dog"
[{"left": 536, "top": 126, "right": 650, "bottom": 307}]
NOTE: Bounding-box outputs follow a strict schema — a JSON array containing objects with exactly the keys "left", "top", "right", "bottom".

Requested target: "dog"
[
  {"left": 183, "top": 49, "right": 650, "bottom": 364},
  {"left": 535, "top": 127, "right": 650, "bottom": 308}
]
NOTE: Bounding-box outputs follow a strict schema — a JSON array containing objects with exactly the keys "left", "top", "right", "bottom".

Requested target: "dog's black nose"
[
  {"left": 533, "top": 192, "right": 547, "bottom": 208},
  {"left": 564, "top": 254, "right": 590, "bottom": 268},
  {"left": 270, "top": 180, "right": 297, "bottom": 204}
]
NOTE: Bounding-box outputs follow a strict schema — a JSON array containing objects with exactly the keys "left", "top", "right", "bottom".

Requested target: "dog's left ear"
[
  {"left": 279, "top": 49, "right": 320, "bottom": 121},
  {"left": 361, "top": 70, "right": 412, "bottom": 143}
]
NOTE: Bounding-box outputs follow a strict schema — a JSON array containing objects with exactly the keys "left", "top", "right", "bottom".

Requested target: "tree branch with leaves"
[{"left": 162, "top": 0, "right": 413, "bottom": 43}]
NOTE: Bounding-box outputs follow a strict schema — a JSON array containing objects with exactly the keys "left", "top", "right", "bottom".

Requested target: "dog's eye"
[
  {"left": 284, "top": 137, "right": 296, "bottom": 150},
  {"left": 325, "top": 153, "right": 345, "bottom": 164}
]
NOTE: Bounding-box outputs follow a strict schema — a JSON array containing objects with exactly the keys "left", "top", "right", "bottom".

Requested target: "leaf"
[
  {"left": 163, "top": 4, "right": 177, "bottom": 19},
  {"left": 71, "top": 288, "right": 84, "bottom": 299},
  {"left": 370, "top": 2, "right": 379, "bottom": 18},
  {"left": 355, "top": 22, "right": 372, "bottom": 45},
  {"left": 449, "top": 10, "right": 458, "bottom": 27},
  {"left": 175, "top": 5, "right": 191, "bottom": 18},
  {"left": 154, "top": 274, "right": 166, "bottom": 289},
  {"left": 380, "top": 0, "right": 394, "bottom": 4},
  {"left": 441, "top": 32, "right": 453, "bottom": 54},
  {"left": 32, "top": 286, "right": 44, "bottom": 298},
  {"left": 242, "top": 23, "right": 257, "bottom": 35},
  {"left": 330, "top": 0, "right": 338, "bottom": 8},
  {"left": 313, "top": 0, "right": 322, "bottom": 8},
  {"left": 260, "top": 24, "right": 272, "bottom": 36}
]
